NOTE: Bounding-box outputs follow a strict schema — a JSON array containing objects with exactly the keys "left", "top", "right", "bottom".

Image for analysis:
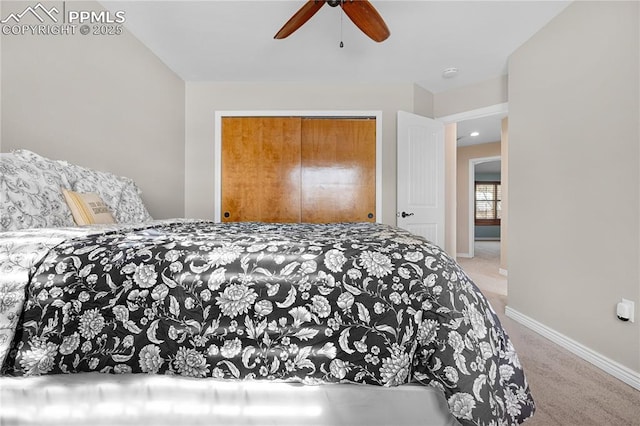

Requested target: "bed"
[{"left": 0, "top": 150, "right": 535, "bottom": 426}]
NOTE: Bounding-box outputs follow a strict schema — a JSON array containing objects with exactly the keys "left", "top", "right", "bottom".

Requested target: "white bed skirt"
[{"left": 1, "top": 374, "right": 460, "bottom": 426}]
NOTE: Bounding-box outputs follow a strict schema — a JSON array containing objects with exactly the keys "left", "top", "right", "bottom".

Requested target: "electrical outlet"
[{"left": 616, "top": 299, "right": 635, "bottom": 323}]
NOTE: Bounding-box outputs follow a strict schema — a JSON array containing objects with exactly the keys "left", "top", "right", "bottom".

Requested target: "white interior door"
[{"left": 396, "top": 111, "right": 445, "bottom": 247}]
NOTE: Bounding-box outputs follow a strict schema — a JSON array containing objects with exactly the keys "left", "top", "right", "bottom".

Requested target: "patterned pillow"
[
  {"left": 12, "top": 149, "right": 153, "bottom": 225},
  {"left": 59, "top": 162, "right": 124, "bottom": 213},
  {"left": 0, "top": 152, "right": 74, "bottom": 231},
  {"left": 116, "top": 178, "right": 153, "bottom": 223}
]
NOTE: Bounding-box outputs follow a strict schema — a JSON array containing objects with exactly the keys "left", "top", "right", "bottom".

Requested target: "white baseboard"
[
  {"left": 499, "top": 268, "right": 508, "bottom": 277},
  {"left": 505, "top": 306, "right": 640, "bottom": 391},
  {"left": 457, "top": 253, "right": 472, "bottom": 259}
]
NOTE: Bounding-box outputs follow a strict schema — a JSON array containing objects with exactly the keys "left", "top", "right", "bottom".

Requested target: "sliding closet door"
[
  {"left": 301, "top": 118, "right": 376, "bottom": 223},
  {"left": 221, "top": 117, "right": 302, "bottom": 222}
]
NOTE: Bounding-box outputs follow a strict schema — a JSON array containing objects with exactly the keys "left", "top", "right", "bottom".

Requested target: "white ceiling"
[
  {"left": 99, "top": 0, "right": 569, "bottom": 151},
  {"left": 100, "top": 0, "right": 571, "bottom": 93},
  {"left": 457, "top": 113, "right": 506, "bottom": 147},
  {"left": 475, "top": 160, "right": 501, "bottom": 175}
]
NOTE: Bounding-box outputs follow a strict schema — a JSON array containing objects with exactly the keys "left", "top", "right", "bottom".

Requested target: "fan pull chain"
[{"left": 339, "top": 4, "right": 344, "bottom": 48}]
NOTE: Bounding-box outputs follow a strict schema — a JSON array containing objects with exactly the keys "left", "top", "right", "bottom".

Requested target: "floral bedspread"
[{"left": 1, "top": 221, "right": 534, "bottom": 425}]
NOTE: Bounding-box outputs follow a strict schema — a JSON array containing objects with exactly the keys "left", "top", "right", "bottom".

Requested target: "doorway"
[
  {"left": 468, "top": 156, "right": 501, "bottom": 258},
  {"left": 439, "top": 102, "right": 508, "bottom": 268}
]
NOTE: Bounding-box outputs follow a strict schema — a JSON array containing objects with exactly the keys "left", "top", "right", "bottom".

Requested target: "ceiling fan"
[{"left": 274, "top": 0, "right": 390, "bottom": 43}]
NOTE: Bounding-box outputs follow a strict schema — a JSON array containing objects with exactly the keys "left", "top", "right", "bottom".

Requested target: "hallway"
[{"left": 457, "top": 241, "right": 507, "bottom": 296}]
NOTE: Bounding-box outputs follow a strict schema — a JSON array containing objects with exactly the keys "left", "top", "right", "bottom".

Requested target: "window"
[{"left": 475, "top": 182, "right": 501, "bottom": 225}]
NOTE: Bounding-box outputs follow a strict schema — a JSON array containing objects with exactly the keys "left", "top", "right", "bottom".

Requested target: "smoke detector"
[{"left": 442, "top": 67, "right": 458, "bottom": 79}]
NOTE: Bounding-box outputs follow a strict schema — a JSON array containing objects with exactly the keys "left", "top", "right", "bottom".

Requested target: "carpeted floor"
[{"left": 458, "top": 242, "right": 640, "bottom": 426}]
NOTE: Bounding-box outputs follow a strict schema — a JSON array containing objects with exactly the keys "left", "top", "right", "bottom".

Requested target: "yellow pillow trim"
[{"left": 62, "top": 189, "right": 116, "bottom": 226}]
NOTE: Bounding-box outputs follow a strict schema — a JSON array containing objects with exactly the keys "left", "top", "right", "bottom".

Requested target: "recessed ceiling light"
[
  {"left": 470, "top": 131, "right": 480, "bottom": 137},
  {"left": 442, "top": 67, "right": 458, "bottom": 79}
]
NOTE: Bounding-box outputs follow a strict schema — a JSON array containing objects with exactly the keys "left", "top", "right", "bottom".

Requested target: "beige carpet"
[
  {"left": 458, "top": 241, "right": 507, "bottom": 296},
  {"left": 458, "top": 242, "right": 640, "bottom": 426}
]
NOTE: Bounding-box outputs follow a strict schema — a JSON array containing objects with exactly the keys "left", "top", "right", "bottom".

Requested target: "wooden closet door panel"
[
  {"left": 221, "top": 117, "right": 301, "bottom": 222},
  {"left": 301, "top": 118, "right": 376, "bottom": 223}
]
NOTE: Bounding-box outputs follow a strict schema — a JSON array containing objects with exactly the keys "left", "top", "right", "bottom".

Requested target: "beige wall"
[
  {"left": 413, "top": 84, "right": 435, "bottom": 118},
  {"left": 0, "top": 1, "right": 185, "bottom": 219},
  {"left": 456, "top": 141, "right": 501, "bottom": 256},
  {"left": 508, "top": 1, "right": 639, "bottom": 372},
  {"left": 434, "top": 76, "right": 508, "bottom": 118},
  {"left": 185, "top": 82, "right": 416, "bottom": 225},
  {"left": 500, "top": 118, "right": 509, "bottom": 272},
  {"left": 444, "top": 123, "right": 457, "bottom": 257}
]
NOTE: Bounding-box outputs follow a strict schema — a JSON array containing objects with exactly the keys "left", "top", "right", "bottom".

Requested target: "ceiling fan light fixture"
[{"left": 442, "top": 67, "right": 458, "bottom": 79}]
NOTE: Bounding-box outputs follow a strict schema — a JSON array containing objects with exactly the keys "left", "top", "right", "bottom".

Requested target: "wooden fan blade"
[
  {"left": 274, "top": 0, "right": 326, "bottom": 39},
  {"left": 341, "top": 0, "right": 390, "bottom": 42}
]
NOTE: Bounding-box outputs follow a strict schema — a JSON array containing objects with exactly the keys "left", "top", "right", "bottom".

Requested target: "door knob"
[{"left": 401, "top": 211, "right": 414, "bottom": 218}]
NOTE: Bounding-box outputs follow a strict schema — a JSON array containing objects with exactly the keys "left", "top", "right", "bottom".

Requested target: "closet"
[{"left": 221, "top": 116, "right": 376, "bottom": 223}]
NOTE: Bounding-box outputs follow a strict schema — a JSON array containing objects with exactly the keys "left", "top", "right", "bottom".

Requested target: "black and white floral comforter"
[{"left": 1, "top": 221, "right": 534, "bottom": 425}]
